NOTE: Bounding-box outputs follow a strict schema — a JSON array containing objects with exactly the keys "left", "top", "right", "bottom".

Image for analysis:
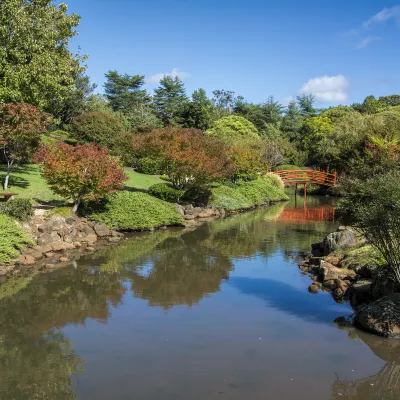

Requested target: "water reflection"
[{"left": 1, "top": 196, "right": 396, "bottom": 400}]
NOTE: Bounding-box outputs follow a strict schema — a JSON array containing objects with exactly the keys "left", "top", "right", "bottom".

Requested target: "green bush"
[
  {"left": 273, "top": 164, "right": 306, "bottom": 171},
  {"left": 159, "top": 174, "right": 170, "bottom": 182},
  {"left": 265, "top": 173, "right": 284, "bottom": 189},
  {"left": 338, "top": 170, "right": 400, "bottom": 284},
  {"left": 84, "top": 191, "right": 183, "bottom": 230},
  {"left": 148, "top": 183, "right": 184, "bottom": 203},
  {"left": 0, "top": 198, "right": 33, "bottom": 221},
  {"left": 0, "top": 215, "right": 32, "bottom": 264},
  {"left": 136, "top": 157, "right": 163, "bottom": 175},
  {"left": 210, "top": 177, "right": 289, "bottom": 210}
]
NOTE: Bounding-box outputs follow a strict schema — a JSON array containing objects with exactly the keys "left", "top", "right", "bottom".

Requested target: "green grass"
[
  {"left": 84, "top": 191, "right": 183, "bottom": 230},
  {"left": 0, "top": 164, "right": 163, "bottom": 205},
  {"left": 209, "top": 176, "right": 289, "bottom": 211}
]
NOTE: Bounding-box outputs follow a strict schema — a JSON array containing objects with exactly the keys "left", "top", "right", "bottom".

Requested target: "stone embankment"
[{"left": 300, "top": 227, "right": 400, "bottom": 338}]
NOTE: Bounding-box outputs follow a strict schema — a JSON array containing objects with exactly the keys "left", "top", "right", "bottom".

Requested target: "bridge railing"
[{"left": 272, "top": 169, "right": 337, "bottom": 187}]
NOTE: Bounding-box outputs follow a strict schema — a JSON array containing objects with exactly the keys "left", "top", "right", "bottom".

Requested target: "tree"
[
  {"left": 181, "top": 89, "right": 214, "bottom": 130},
  {"left": 132, "top": 128, "right": 234, "bottom": 190},
  {"left": 212, "top": 89, "right": 242, "bottom": 119},
  {"left": 205, "top": 115, "right": 260, "bottom": 146},
  {"left": 153, "top": 76, "right": 188, "bottom": 126},
  {"left": 70, "top": 111, "right": 126, "bottom": 149},
  {"left": 122, "top": 104, "right": 162, "bottom": 133},
  {"left": 0, "top": 0, "right": 85, "bottom": 109},
  {"left": 0, "top": 103, "right": 51, "bottom": 189},
  {"left": 379, "top": 94, "right": 400, "bottom": 107},
  {"left": 296, "top": 94, "right": 317, "bottom": 117},
  {"left": 352, "top": 95, "right": 387, "bottom": 114},
  {"left": 34, "top": 143, "right": 127, "bottom": 212},
  {"left": 104, "top": 70, "right": 150, "bottom": 112},
  {"left": 281, "top": 100, "right": 303, "bottom": 142}
]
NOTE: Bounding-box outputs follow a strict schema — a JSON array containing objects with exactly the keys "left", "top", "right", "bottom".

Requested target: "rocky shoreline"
[
  {"left": 300, "top": 227, "right": 400, "bottom": 338},
  {"left": 0, "top": 201, "right": 278, "bottom": 281}
]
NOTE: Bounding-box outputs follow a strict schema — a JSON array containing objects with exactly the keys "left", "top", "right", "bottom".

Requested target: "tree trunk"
[
  {"left": 3, "top": 161, "right": 13, "bottom": 191},
  {"left": 72, "top": 198, "right": 81, "bottom": 214}
]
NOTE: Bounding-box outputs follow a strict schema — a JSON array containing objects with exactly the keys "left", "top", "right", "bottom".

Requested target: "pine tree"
[{"left": 153, "top": 76, "right": 188, "bottom": 126}]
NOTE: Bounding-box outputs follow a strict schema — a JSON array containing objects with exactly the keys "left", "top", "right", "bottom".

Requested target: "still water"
[{"left": 0, "top": 196, "right": 399, "bottom": 400}]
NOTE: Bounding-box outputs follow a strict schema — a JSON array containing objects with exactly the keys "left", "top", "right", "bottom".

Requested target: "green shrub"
[
  {"left": 273, "top": 164, "right": 306, "bottom": 171},
  {"left": 83, "top": 191, "right": 183, "bottom": 230},
  {"left": 265, "top": 173, "right": 284, "bottom": 189},
  {"left": 148, "top": 183, "right": 184, "bottom": 203},
  {"left": 0, "top": 198, "right": 33, "bottom": 221},
  {"left": 210, "top": 177, "right": 289, "bottom": 210},
  {"left": 0, "top": 215, "right": 32, "bottom": 264},
  {"left": 159, "top": 174, "right": 170, "bottom": 182},
  {"left": 136, "top": 157, "right": 163, "bottom": 175}
]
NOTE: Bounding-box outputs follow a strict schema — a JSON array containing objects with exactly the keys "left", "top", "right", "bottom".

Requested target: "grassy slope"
[{"left": 0, "top": 165, "right": 163, "bottom": 205}]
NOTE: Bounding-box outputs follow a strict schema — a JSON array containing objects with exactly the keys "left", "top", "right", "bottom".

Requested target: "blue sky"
[{"left": 66, "top": 0, "right": 400, "bottom": 107}]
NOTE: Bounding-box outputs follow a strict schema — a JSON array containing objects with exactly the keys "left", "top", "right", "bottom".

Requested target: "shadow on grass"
[
  {"left": 0, "top": 175, "right": 30, "bottom": 189},
  {"left": 123, "top": 186, "right": 149, "bottom": 194},
  {"left": 32, "top": 198, "right": 70, "bottom": 207}
]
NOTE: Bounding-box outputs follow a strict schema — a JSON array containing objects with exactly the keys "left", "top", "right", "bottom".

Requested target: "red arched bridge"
[{"left": 271, "top": 169, "right": 337, "bottom": 195}]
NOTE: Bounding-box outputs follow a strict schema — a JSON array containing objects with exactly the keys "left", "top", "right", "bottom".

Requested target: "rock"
[
  {"left": 86, "top": 246, "right": 95, "bottom": 252},
  {"left": 18, "top": 255, "right": 35, "bottom": 265},
  {"left": 63, "top": 242, "right": 75, "bottom": 250},
  {"left": 45, "top": 252, "right": 55, "bottom": 258},
  {"left": 36, "top": 244, "right": 53, "bottom": 254},
  {"left": 350, "top": 280, "right": 373, "bottom": 307},
  {"left": 29, "top": 251, "right": 43, "bottom": 260},
  {"left": 108, "top": 237, "right": 121, "bottom": 243},
  {"left": 66, "top": 217, "right": 76, "bottom": 225},
  {"left": 73, "top": 242, "right": 82, "bottom": 248},
  {"left": 308, "top": 283, "right": 319, "bottom": 294},
  {"left": 51, "top": 242, "right": 66, "bottom": 252},
  {"left": 87, "top": 220, "right": 96, "bottom": 228},
  {"left": 355, "top": 293, "right": 400, "bottom": 338},
  {"left": 50, "top": 231, "right": 62, "bottom": 243},
  {"left": 219, "top": 209, "right": 226, "bottom": 217},
  {"left": 94, "top": 222, "right": 110, "bottom": 237},
  {"left": 184, "top": 204, "right": 194, "bottom": 210},
  {"left": 45, "top": 264, "right": 55, "bottom": 269},
  {"left": 324, "top": 255, "right": 342, "bottom": 267},
  {"left": 81, "top": 234, "right": 98, "bottom": 243},
  {"left": 175, "top": 204, "right": 185, "bottom": 217},
  {"left": 198, "top": 209, "right": 215, "bottom": 218},
  {"left": 322, "top": 229, "right": 358, "bottom": 256},
  {"left": 336, "top": 279, "right": 349, "bottom": 292},
  {"left": 333, "top": 288, "right": 345, "bottom": 298},
  {"left": 38, "top": 224, "right": 52, "bottom": 234},
  {"left": 183, "top": 214, "right": 195, "bottom": 220},
  {"left": 37, "top": 233, "right": 54, "bottom": 246},
  {"left": 59, "top": 257, "right": 69, "bottom": 263},
  {"left": 323, "top": 279, "right": 337, "bottom": 290}
]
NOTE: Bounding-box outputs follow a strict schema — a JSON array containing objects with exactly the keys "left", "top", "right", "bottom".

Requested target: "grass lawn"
[{"left": 0, "top": 164, "right": 163, "bottom": 205}]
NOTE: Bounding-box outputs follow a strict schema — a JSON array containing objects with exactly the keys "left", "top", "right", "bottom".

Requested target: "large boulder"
[
  {"left": 322, "top": 229, "right": 358, "bottom": 255},
  {"left": 93, "top": 222, "right": 110, "bottom": 237},
  {"left": 355, "top": 293, "right": 400, "bottom": 338}
]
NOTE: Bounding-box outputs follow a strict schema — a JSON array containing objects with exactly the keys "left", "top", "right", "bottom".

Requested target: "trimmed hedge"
[
  {"left": 0, "top": 198, "right": 34, "bottom": 221},
  {"left": 209, "top": 176, "right": 289, "bottom": 211},
  {"left": 84, "top": 191, "right": 183, "bottom": 230},
  {"left": 0, "top": 215, "right": 32, "bottom": 264},
  {"left": 148, "top": 183, "right": 184, "bottom": 203}
]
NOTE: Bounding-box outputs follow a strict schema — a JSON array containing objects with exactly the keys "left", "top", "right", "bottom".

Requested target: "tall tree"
[
  {"left": 296, "top": 94, "right": 316, "bottom": 117},
  {"left": 0, "top": 0, "right": 85, "bottom": 109},
  {"left": 281, "top": 100, "right": 303, "bottom": 142},
  {"left": 104, "top": 71, "right": 150, "bottom": 112},
  {"left": 212, "top": 89, "right": 242, "bottom": 119},
  {"left": 153, "top": 76, "right": 188, "bottom": 126},
  {"left": 181, "top": 89, "right": 214, "bottom": 130}
]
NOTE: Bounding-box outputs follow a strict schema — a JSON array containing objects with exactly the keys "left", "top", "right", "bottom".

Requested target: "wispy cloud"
[
  {"left": 299, "top": 75, "right": 349, "bottom": 103},
  {"left": 362, "top": 5, "right": 400, "bottom": 29},
  {"left": 145, "top": 68, "right": 191, "bottom": 85},
  {"left": 356, "top": 36, "right": 380, "bottom": 49}
]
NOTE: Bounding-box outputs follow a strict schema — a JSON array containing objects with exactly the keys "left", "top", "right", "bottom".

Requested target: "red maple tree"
[{"left": 35, "top": 143, "right": 127, "bottom": 212}]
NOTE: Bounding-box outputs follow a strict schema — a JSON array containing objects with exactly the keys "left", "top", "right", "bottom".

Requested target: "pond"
[{"left": 0, "top": 195, "right": 399, "bottom": 400}]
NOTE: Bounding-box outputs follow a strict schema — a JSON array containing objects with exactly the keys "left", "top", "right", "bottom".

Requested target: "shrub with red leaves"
[
  {"left": 132, "top": 128, "right": 234, "bottom": 189},
  {"left": 35, "top": 143, "right": 127, "bottom": 212}
]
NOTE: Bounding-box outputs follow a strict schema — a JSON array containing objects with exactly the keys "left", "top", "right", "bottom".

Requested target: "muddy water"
[{"left": 0, "top": 196, "right": 399, "bottom": 400}]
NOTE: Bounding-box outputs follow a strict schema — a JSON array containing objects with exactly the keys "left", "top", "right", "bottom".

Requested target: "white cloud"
[
  {"left": 356, "top": 36, "right": 380, "bottom": 48},
  {"left": 145, "top": 68, "right": 191, "bottom": 85},
  {"left": 280, "top": 97, "right": 295, "bottom": 107},
  {"left": 362, "top": 5, "right": 400, "bottom": 28},
  {"left": 298, "top": 75, "right": 349, "bottom": 103}
]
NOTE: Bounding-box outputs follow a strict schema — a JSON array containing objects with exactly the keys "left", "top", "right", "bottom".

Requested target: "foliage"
[
  {"left": 265, "top": 173, "right": 284, "bottom": 189},
  {"left": 0, "top": 215, "right": 32, "bottom": 264},
  {"left": 153, "top": 76, "right": 188, "bottom": 126},
  {"left": 136, "top": 157, "right": 163, "bottom": 175},
  {"left": 104, "top": 70, "right": 150, "bottom": 112},
  {"left": 212, "top": 89, "right": 242, "bottom": 119},
  {"left": 124, "top": 169, "right": 164, "bottom": 191},
  {"left": 0, "top": 0, "right": 85, "bottom": 109},
  {"left": 227, "top": 145, "right": 266, "bottom": 181},
  {"left": 122, "top": 104, "right": 162, "bottom": 132},
  {"left": 0, "top": 198, "right": 33, "bottom": 221},
  {"left": 296, "top": 94, "right": 316, "bottom": 117},
  {"left": 181, "top": 89, "right": 214, "bottom": 130},
  {"left": 34, "top": 143, "right": 127, "bottom": 212},
  {"left": 148, "top": 183, "right": 184, "bottom": 203},
  {"left": 281, "top": 100, "right": 303, "bottom": 142},
  {"left": 338, "top": 171, "right": 400, "bottom": 284},
  {"left": 70, "top": 111, "right": 126, "bottom": 149},
  {"left": 352, "top": 95, "right": 387, "bottom": 115},
  {"left": 262, "top": 141, "right": 285, "bottom": 167},
  {"left": 209, "top": 177, "right": 288, "bottom": 210},
  {"left": 205, "top": 115, "right": 260, "bottom": 145},
  {"left": 0, "top": 103, "right": 51, "bottom": 189},
  {"left": 132, "top": 128, "right": 234, "bottom": 190},
  {"left": 84, "top": 191, "right": 183, "bottom": 230}
]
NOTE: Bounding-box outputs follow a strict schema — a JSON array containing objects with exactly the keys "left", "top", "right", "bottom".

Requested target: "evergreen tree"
[
  {"left": 153, "top": 76, "right": 188, "bottom": 126},
  {"left": 104, "top": 70, "right": 150, "bottom": 112},
  {"left": 281, "top": 100, "right": 303, "bottom": 142},
  {"left": 181, "top": 89, "right": 214, "bottom": 130},
  {"left": 296, "top": 94, "right": 316, "bottom": 117}
]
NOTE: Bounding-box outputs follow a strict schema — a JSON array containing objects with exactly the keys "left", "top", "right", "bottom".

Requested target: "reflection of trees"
[
  {"left": 0, "top": 268, "right": 126, "bottom": 399},
  {"left": 330, "top": 329, "right": 400, "bottom": 400}
]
